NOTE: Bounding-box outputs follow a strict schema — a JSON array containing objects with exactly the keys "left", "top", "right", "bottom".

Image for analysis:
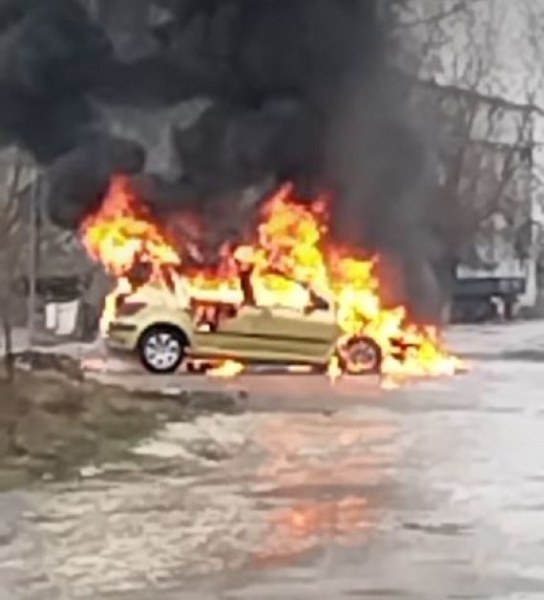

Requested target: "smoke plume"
[{"left": 0, "top": 0, "right": 445, "bottom": 319}]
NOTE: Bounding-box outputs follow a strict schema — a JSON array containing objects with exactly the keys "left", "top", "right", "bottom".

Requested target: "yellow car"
[{"left": 106, "top": 278, "right": 384, "bottom": 376}]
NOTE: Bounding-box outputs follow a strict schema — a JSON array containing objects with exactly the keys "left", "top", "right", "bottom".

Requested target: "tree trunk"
[{"left": 2, "top": 307, "right": 14, "bottom": 383}]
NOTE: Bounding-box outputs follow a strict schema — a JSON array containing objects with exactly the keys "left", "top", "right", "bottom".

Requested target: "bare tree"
[
  {"left": 516, "top": 0, "right": 544, "bottom": 274},
  {"left": 437, "top": 98, "right": 533, "bottom": 267},
  {"left": 386, "top": 0, "right": 498, "bottom": 79},
  {"left": 0, "top": 158, "right": 24, "bottom": 381},
  {"left": 386, "top": 0, "right": 537, "bottom": 273}
]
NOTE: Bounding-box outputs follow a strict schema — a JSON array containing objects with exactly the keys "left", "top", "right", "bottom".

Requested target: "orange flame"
[
  {"left": 81, "top": 176, "right": 180, "bottom": 275},
  {"left": 80, "top": 176, "right": 462, "bottom": 379},
  {"left": 208, "top": 360, "right": 245, "bottom": 378}
]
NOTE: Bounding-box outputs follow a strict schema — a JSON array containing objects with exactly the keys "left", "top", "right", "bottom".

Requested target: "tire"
[
  {"left": 138, "top": 326, "right": 187, "bottom": 374},
  {"left": 338, "top": 335, "right": 383, "bottom": 376}
]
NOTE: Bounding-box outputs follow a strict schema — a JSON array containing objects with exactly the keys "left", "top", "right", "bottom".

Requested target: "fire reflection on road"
[
  {"left": 257, "top": 495, "right": 372, "bottom": 566},
  {"left": 248, "top": 413, "right": 399, "bottom": 566}
]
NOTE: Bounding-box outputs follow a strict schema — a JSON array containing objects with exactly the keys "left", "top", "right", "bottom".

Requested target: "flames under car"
[{"left": 105, "top": 285, "right": 398, "bottom": 375}]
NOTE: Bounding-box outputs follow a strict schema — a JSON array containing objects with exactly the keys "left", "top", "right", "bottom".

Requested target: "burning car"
[
  {"left": 106, "top": 260, "right": 384, "bottom": 375},
  {"left": 82, "top": 176, "right": 462, "bottom": 380}
]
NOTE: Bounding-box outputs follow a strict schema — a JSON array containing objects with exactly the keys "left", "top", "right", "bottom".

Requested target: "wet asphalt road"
[{"left": 2, "top": 323, "right": 544, "bottom": 599}]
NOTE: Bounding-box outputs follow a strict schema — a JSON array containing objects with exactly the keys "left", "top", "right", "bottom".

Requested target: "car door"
[
  {"left": 193, "top": 304, "right": 263, "bottom": 359},
  {"left": 248, "top": 305, "right": 340, "bottom": 362}
]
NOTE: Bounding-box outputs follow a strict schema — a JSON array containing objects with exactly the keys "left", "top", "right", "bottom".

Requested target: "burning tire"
[
  {"left": 138, "top": 326, "right": 187, "bottom": 374},
  {"left": 338, "top": 335, "right": 382, "bottom": 375}
]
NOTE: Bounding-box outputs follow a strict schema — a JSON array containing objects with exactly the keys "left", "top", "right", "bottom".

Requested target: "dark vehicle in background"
[{"left": 451, "top": 275, "right": 527, "bottom": 322}]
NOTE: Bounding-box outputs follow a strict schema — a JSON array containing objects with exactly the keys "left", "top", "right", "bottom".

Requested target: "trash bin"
[
  {"left": 45, "top": 303, "right": 58, "bottom": 331},
  {"left": 56, "top": 300, "right": 80, "bottom": 336}
]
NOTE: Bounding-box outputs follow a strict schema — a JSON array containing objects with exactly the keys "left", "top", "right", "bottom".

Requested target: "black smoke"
[
  {"left": 0, "top": 0, "right": 111, "bottom": 159},
  {"left": 0, "top": 0, "right": 445, "bottom": 319}
]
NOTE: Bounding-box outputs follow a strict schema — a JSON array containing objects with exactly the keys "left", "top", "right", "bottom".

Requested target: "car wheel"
[
  {"left": 138, "top": 326, "right": 187, "bottom": 374},
  {"left": 338, "top": 335, "right": 383, "bottom": 375}
]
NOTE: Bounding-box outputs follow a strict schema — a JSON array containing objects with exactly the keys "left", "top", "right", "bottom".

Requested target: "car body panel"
[
  {"left": 232, "top": 305, "right": 340, "bottom": 361},
  {"left": 193, "top": 306, "right": 339, "bottom": 364},
  {"left": 107, "top": 304, "right": 195, "bottom": 351},
  {"left": 107, "top": 300, "right": 342, "bottom": 367}
]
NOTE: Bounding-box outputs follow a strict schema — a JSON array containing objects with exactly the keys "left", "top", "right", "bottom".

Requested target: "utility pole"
[{"left": 27, "top": 176, "right": 40, "bottom": 347}]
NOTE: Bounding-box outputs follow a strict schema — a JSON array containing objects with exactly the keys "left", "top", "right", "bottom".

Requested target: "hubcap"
[{"left": 144, "top": 332, "right": 181, "bottom": 371}]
